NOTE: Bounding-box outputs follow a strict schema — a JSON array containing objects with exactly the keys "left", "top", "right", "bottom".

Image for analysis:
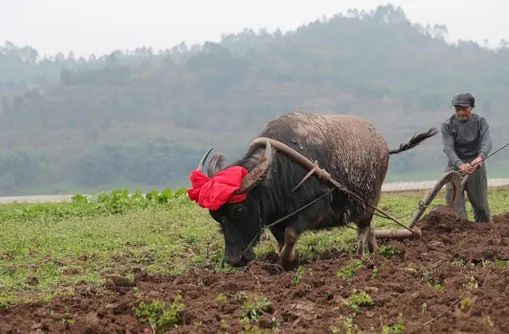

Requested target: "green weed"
[
  {"left": 239, "top": 293, "right": 272, "bottom": 322},
  {"left": 344, "top": 290, "right": 374, "bottom": 313},
  {"left": 219, "top": 319, "right": 229, "bottom": 331},
  {"left": 458, "top": 297, "right": 474, "bottom": 312},
  {"left": 378, "top": 245, "right": 400, "bottom": 258},
  {"left": 60, "top": 313, "right": 75, "bottom": 327},
  {"left": 336, "top": 259, "right": 364, "bottom": 280},
  {"left": 483, "top": 315, "right": 495, "bottom": 328},
  {"left": 134, "top": 296, "right": 185, "bottom": 332},
  {"left": 215, "top": 293, "right": 228, "bottom": 304},
  {"left": 73, "top": 188, "right": 188, "bottom": 214},
  {"left": 330, "top": 326, "right": 341, "bottom": 334},
  {"left": 330, "top": 317, "right": 357, "bottom": 334},
  {"left": 292, "top": 266, "right": 306, "bottom": 286},
  {"left": 463, "top": 275, "right": 479, "bottom": 290},
  {"left": 372, "top": 266, "right": 380, "bottom": 278},
  {"left": 342, "top": 316, "right": 357, "bottom": 334},
  {"left": 496, "top": 260, "right": 509, "bottom": 268},
  {"left": 382, "top": 312, "right": 405, "bottom": 334},
  {"left": 242, "top": 323, "right": 269, "bottom": 334}
]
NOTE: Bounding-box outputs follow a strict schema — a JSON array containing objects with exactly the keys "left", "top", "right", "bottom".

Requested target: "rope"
[
  {"left": 457, "top": 141, "right": 509, "bottom": 184},
  {"left": 326, "top": 178, "right": 417, "bottom": 234},
  {"left": 265, "top": 188, "right": 336, "bottom": 229},
  {"left": 240, "top": 188, "right": 336, "bottom": 258}
]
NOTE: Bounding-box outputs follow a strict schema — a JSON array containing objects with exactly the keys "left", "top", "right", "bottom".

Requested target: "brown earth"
[{"left": 1, "top": 211, "right": 509, "bottom": 334}]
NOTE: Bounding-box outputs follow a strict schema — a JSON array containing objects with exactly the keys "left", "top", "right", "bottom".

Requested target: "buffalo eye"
[{"left": 231, "top": 205, "right": 246, "bottom": 221}]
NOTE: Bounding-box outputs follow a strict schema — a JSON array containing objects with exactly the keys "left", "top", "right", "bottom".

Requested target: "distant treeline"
[
  {"left": 0, "top": 139, "right": 200, "bottom": 195},
  {"left": 1, "top": 5, "right": 508, "bottom": 194}
]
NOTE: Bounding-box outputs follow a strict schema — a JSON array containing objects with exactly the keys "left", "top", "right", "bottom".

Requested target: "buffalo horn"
[
  {"left": 197, "top": 148, "right": 214, "bottom": 172},
  {"left": 207, "top": 154, "right": 225, "bottom": 177},
  {"left": 236, "top": 139, "right": 273, "bottom": 193}
]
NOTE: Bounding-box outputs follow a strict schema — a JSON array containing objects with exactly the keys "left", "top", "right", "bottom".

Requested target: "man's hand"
[
  {"left": 459, "top": 163, "right": 475, "bottom": 175},
  {"left": 470, "top": 156, "right": 485, "bottom": 170}
]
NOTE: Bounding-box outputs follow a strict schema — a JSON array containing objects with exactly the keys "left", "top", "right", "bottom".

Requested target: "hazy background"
[
  {"left": 1, "top": 2, "right": 508, "bottom": 195},
  {"left": 3, "top": 0, "right": 509, "bottom": 56}
]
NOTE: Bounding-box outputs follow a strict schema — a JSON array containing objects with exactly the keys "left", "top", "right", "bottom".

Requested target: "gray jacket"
[{"left": 441, "top": 113, "right": 492, "bottom": 168}]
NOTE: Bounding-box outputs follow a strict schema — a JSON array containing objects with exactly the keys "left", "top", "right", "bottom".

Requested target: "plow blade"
[
  {"left": 374, "top": 171, "right": 462, "bottom": 240},
  {"left": 407, "top": 171, "right": 462, "bottom": 229}
]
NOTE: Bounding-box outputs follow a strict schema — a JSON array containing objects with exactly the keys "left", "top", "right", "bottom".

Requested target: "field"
[{"left": 1, "top": 187, "right": 509, "bottom": 333}]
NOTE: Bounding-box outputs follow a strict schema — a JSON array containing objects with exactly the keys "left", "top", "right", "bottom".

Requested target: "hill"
[{"left": 1, "top": 5, "right": 508, "bottom": 195}]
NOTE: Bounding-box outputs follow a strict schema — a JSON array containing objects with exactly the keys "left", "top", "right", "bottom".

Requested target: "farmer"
[{"left": 441, "top": 92, "right": 493, "bottom": 223}]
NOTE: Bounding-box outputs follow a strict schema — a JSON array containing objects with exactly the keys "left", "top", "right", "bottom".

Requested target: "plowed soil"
[{"left": 2, "top": 210, "right": 509, "bottom": 333}]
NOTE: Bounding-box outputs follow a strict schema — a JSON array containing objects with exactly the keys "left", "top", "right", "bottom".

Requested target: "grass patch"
[{"left": 1, "top": 187, "right": 508, "bottom": 305}]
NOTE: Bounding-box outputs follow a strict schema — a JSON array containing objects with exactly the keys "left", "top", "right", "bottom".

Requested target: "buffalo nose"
[{"left": 226, "top": 254, "right": 246, "bottom": 267}]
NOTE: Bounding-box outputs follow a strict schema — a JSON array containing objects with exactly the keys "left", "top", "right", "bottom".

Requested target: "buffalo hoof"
[{"left": 280, "top": 255, "right": 299, "bottom": 271}]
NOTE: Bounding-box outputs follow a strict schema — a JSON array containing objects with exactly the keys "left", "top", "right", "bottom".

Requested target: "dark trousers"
[{"left": 445, "top": 163, "right": 493, "bottom": 223}]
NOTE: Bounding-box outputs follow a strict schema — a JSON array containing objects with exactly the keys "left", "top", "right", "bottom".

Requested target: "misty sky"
[{"left": 2, "top": 0, "right": 508, "bottom": 57}]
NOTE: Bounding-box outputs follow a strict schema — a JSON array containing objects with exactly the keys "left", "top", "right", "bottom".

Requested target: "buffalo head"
[{"left": 196, "top": 139, "right": 273, "bottom": 267}]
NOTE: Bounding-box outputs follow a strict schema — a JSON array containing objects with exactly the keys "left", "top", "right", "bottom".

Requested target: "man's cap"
[{"left": 452, "top": 93, "right": 475, "bottom": 107}]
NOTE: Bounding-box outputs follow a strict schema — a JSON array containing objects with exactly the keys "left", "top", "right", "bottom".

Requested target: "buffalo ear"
[{"left": 207, "top": 154, "right": 225, "bottom": 177}]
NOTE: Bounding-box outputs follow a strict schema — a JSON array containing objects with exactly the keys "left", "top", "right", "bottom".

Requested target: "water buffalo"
[{"left": 190, "top": 112, "right": 436, "bottom": 269}]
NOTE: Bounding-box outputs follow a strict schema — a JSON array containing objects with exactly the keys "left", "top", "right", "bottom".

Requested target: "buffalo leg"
[
  {"left": 269, "top": 226, "right": 285, "bottom": 255},
  {"left": 280, "top": 226, "right": 300, "bottom": 270},
  {"left": 368, "top": 225, "right": 378, "bottom": 253},
  {"left": 355, "top": 215, "right": 377, "bottom": 256}
]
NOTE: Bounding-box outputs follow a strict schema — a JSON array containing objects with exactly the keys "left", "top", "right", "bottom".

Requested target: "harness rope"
[{"left": 236, "top": 187, "right": 337, "bottom": 263}]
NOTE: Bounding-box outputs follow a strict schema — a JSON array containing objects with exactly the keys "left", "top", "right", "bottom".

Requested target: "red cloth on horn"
[{"left": 187, "top": 166, "right": 248, "bottom": 211}]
